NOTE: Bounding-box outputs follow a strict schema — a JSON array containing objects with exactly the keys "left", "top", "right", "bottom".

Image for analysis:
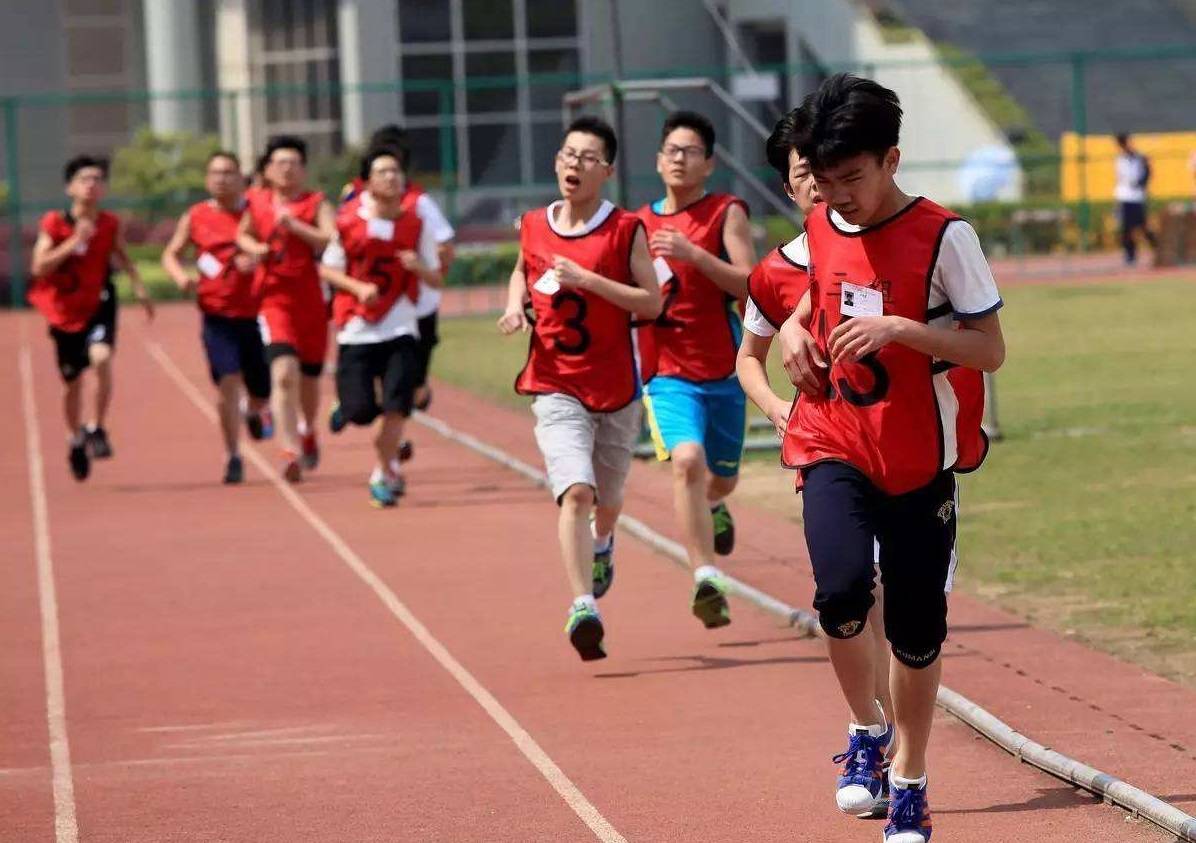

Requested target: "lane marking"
[
  {"left": 19, "top": 340, "right": 80, "bottom": 843},
  {"left": 145, "top": 340, "right": 628, "bottom": 843}
]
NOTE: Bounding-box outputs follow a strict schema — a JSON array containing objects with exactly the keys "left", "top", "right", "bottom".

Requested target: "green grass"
[{"left": 435, "top": 279, "right": 1196, "bottom": 673}]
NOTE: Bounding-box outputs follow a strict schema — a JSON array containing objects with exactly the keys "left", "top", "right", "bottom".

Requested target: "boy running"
[
  {"left": 498, "top": 116, "right": 661, "bottom": 661},
  {"left": 28, "top": 155, "right": 154, "bottom": 481},
  {"left": 736, "top": 109, "right": 897, "bottom": 817},
  {"left": 237, "top": 136, "right": 335, "bottom": 482},
  {"left": 779, "top": 75, "right": 1004, "bottom": 842},
  {"left": 161, "top": 150, "right": 272, "bottom": 485},
  {"left": 637, "top": 111, "right": 755, "bottom": 629},
  {"left": 320, "top": 146, "right": 441, "bottom": 507}
]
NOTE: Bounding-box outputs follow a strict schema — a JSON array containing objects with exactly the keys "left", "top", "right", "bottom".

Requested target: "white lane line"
[
  {"left": 19, "top": 340, "right": 80, "bottom": 843},
  {"left": 144, "top": 340, "right": 628, "bottom": 843}
]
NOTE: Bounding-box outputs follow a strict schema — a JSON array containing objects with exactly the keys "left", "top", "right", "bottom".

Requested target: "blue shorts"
[
  {"left": 643, "top": 375, "right": 746, "bottom": 477},
  {"left": 202, "top": 313, "right": 271, "bottom": 399}
]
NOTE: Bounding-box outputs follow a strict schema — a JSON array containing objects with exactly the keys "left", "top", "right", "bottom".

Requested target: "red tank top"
[
  {"left": 747, "top": 237, "right": 812, "bottom": 330},
  {"left": 188, "top": 199, "right": 258, "bottom": 319},
  {"left": 28, "top": 210, "right": 119, "bottom": 331},
  {"left": 246, "top": 188, "right": 325, "bottom": 304},
  {"left": 785, "top": 199, "right": 989, "bottom": 494},
  {"left": 515, "top": 203, "right": 644, "bottom": 412},
  {"left": 330, "top": 202, "right": 423, "bottom": 328},
  {"left": 636, "top": 193, "right": 747, "bottom": 381}
]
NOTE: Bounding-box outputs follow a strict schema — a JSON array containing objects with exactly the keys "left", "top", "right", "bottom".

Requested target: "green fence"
[{"left": 6, "top": 45, "right": 1196, "bottom": 308}]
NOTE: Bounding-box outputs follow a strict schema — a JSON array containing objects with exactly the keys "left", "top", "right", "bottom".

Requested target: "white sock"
[
  {"left": 572, "top": 594, "right": 598, "bottom": 612},
  {"left": 369, "top": 466, "right": 386, "bottom": 484},
  {"left": 890, "top": 773, "right": 927, "bottom": 790},
  {"left": 68, "top": 431, "right": 85, "bottom": 446},
  {"left": 849, "top": 721, "right": 888, "bottom": 738},
  {"left": 593, "top": 531, "right": 613, "bottom": 553},
  {"left": 694, "top": 564, "right": 720, "bottom": 583},
  {"left": 709, "top": 498, "right": 725, "bottom": 511}
]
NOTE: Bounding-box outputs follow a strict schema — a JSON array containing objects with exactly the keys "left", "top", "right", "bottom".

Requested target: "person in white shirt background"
[{"left": 1114, "top": 133, "right": 1158, "bottom": 265}]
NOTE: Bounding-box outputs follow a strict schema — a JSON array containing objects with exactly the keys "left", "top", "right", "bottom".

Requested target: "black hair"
[
  {"left": 661, "top": 110, "right": 715, "bottom": 157},
  {"left": 1115, "top": 132, "right": 1131, "bottom": 147},
  {"left": 359, "top": 145, "right": 404, "bottom": 181},
  {"left": 796, "top": 73, "right": 902, "bottom": 170},
  {"left": 63, "top": 155, "right": 108, "bottom": 183},
  {"left": 368, "top": 124, "right": 412, "bottom": 169},
  {"left": 206, "top": 149, "right": 241, "bottom": 169},
  {"left": 264, "top": 134, "right": 307, "bottom": 165},
  {"left": 765, "top": 107, "right": 810, "bottom": 183},
  {"left": 564, "top": 115, "right": 618, "bottom": 165}
]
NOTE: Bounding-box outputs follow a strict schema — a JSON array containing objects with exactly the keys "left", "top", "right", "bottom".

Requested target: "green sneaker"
[
  {"left": 692, "top": 575, "right": 732, "bottom": 629},
  {"left": 369, "top": 478, "right": 397, "bottom": 509},
  {"left": 564, "top": 605, "right": 606, "bottom": 661},
  {"left": 592, "top": 538, "right": 614, "bottom": 599},
  {"left": 711, "top": 502, "right": 735, "bottom": 556}
]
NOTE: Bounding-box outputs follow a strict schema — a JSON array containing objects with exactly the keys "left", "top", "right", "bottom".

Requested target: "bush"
[
  {"left": 445, "top": 244, "right": 519, "bottom": 287},
  {"left": 111, "top": 128, "right": 221, "bottom": 219}
]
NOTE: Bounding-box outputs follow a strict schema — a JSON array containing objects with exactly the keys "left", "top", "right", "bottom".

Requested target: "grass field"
[{"left": 432, "top": 278, "right": 1196, "bottom": 685}]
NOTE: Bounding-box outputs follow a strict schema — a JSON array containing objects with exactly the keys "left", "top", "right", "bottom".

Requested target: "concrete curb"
[{"left": 414, "top": 411, "right": 1196, "bottom": 842}]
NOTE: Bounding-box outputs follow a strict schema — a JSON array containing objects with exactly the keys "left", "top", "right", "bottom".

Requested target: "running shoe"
[
  {"left": 592, "top": 537, "right": 615, "bottom": 599},
  {"left": 884, "top": 779, "right": 932, "bottom": 842},
  {"left": 833, "top": 725, "right": 893, "bottom": 817},
  {"left": 711, "top": 501, "right": 735, "bottom": 555},
  {"left": 385, "top": 462, "right": 407, "bottom": 498},
  {"left": 565, "top": 604, "right": 606, "bottom": 661},
  {"left": 369, "top": 478, "right": 397, "bottom": 508},
  {"left": 397, "top": 439, "right": 414, "bottom": 463},
  {"left": 282, "top": 452, "right": 302, "bottom": 484},
  {"left": 301, "top": 432, "right": 319, "bottom": 470},
  {"left": 247, "top": 409, "right": 272, "bottom": 440},
  {"left": 85, "top": 425, "right": 113, "bottom": 459},
  {"left": 223, "top": 455, "right": 244, "bottom": 485},
  {"left": 328, "top": 402, "right": 347, "bottom": 435},
  {"left": 415, "top": 387, "right": 432, "bottom": 412},
  {"left": 691, "top": 574, "right": 731, "bottom": 628},
  {"left": 68, "top": 437, "right": 90, "bottom": 482}
]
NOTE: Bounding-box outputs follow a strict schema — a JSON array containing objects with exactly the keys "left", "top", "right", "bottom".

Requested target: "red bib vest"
[
  {"left": 28, "top": 210, "right": 119, "bottom": 331},
  {"left": 188, "top": 199, "right": 258, "bottom": 319},
  {"left": 330, "top": 200, "right": 423, "bottom": 328},
  {"left": 747, "top": 238, "right": 812, "bottom": 331},
  {"left": 635, "top": 193, "right": 747, "bottom": 381},
  {"left": 515, "top": 204, "right": 644, "bottom": 412},
  {"left": 246, "top": 188, "right": 325, "bottom": 305},
  {"left": 785, "top": 199, "right": 989, "bottom": 495}
]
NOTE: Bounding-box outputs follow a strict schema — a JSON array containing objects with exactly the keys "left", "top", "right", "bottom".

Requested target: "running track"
[{"left": 0, "top": 304, "right": 1185, "bottom": 842}]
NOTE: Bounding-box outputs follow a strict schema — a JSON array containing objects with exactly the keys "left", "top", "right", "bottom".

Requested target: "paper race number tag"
[
  {"left": 367, "top": 217, "right": 395, "bottom": 241},
  {"left": 533, "top": 269, "right": 561, "bottom": 295},
  {"left": 652, "top": 256, "right": 673, "bottom": 283},
  {"left": 196, "top": 251, "right": 224, "bottom": 279},
  {"left": 840, "top": 282, "right": 883, "bottom": 318},
  {"left": 72, "top": 238, "right": 90, "bottom": 256}
]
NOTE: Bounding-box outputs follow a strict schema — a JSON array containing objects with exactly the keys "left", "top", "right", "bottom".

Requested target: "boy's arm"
[
  {"left": 777, "top": 291, "right": 827, "bottom": 396},
  {"left": 497, "top": 251, "right": 529, "bottom": 335},
  {"left": 236, "top": 211, "right": 270, "bottom": 258},
  {"left": 112, "top": 221, "right": 154, "bottom": 320},
  {"left": 30, "top": 228, "right": 85, "bottom": 278},
  {"left": 736, "top": 327, "right": 790, "bottom": 438},
  {"left": 282, "top": 200, "right": 335, "bottom": 252},
  {"left": 651, "top": 203, "right": 754, "bottom": 298},
  {"left": 555, "top": 227, "right": 662, "bottom": 319},
  {"left": 319, "top": 238, "right": 378, "bottom": 305},
  {"left": 398, "top": 223, "right": 445, "bottom": 288},
  {"left": 160, "top": 211, "right": 195, "bottom": 292},
  {"left": 829, "top": 312, "right": 1005, "bottom": 372}
]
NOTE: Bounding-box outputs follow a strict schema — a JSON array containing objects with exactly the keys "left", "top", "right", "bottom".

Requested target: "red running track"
[{"left": 0, "top": 303, "right": 1176, "bottom": 842}]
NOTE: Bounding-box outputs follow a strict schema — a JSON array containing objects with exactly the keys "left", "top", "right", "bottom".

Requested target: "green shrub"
[{"left": 111, "top": 128, "right": 221, "bottom": 218}]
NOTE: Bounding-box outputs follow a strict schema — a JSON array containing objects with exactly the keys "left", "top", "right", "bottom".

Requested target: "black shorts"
[
  {"left": 801, "top": 461, "right": 957, "bottom": 668},
  {"left": 202, "top": 313, "right": 271, "bottom": 399},
  {"left": 413, "top": 311, "right": 439, "bottom": 388},
  {"left": 264, "top": 343, "right": 325, "bottom": 378},
  {"left": 50, "top": 282, "right": 117, "bottom": 383},
  {"left": 335, "top": 336, "right": 418, "bottom": 426},
  {"left": 1118, "top": 201, "right": 1147, "bottom": 230}
]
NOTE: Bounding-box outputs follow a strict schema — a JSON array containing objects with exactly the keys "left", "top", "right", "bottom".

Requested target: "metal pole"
[
  {"left": 4, "top": 97, "right": 24, "bottom": 308},
  {"left": 438, "top": 82, "right": 458, "bottom": 223},
  {"left": 1070, "top": 52, "right": 1090, "bottom": 251},
  {"left": 608, "top": 0, "right": 630, "bottom": 206}
]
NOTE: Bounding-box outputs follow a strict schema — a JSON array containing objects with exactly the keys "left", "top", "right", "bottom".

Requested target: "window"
[
  {"left": 532, "top": 120, "right": 566, "bottom": 183},
  {"left": 466, "top": 52, "right": 517, "bottom": 114},
  {"left": 528, "top": 49, "right": 580, "bottom": 111},
  {"left": 402, "top": 54, "right": 453, "bottom": 117},
  {"left": 397, "top": 0, "right": 452, "bottom": 43},
  {"left": 525, "top": 0, "right": 577, "bottom": 39},
  {"left": 468, "top": 123, "right": 521, "bottom": 185},
  {"left": 463, "top": 0, "right": 513, "bottom": 40}
]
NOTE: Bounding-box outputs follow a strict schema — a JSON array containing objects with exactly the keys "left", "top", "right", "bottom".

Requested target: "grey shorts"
[{"left": 532, "top": 393, "right": 643, "bottom": 506}]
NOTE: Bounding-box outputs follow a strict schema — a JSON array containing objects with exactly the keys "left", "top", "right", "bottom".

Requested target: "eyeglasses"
[
  {"left": 557, "top": 148, "right": 607, "bottom": 168},
  {"left": 660, "top": 144, "right": 707, "bottom": 160}
]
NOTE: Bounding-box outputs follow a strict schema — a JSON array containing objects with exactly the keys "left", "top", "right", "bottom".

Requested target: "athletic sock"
[
  {"left": 571, "top": 594, "right": 598, "bottom": 613},
  {"left": 694, "top": 564, "right": 720, "bottom": 583},
  {"left": 69, "top": 431, "right": 86, "bottom": 447},
  {"left": 890, "top": 773, "right": 927, "bottom": 790},
  {"left": 849, "top": 721, "right": 889, "bottom": 738},
  {"left": 593, "top": 532, "right": 613, "bottom": 554}
]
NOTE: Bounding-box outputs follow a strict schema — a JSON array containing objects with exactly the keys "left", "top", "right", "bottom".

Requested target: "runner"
[
  {"left": 161, "top": 150, "right": 272, "bottom": 485},
  {"left": 236, "top": 136, "right": 335, "bottom": 482},
  {"left": 636, "top": 111, "right": 756, "bottom": 629},
  {"left": 28, "top": 154, "right": 154, "bottom": 481},
  {"left": 497, "top": 116, "right": 661, "bottom": 661},
  {"left": 778, "top": 74, "right": 1005, "bottom": 842},
  {"left": 320, "top": 145, "right": 441, "bottom": 507}
]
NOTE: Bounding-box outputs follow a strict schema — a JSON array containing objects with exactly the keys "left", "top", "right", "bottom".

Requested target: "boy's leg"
[
  {"left": 372, "top": 337, "right": 417, "bottom": 500},
  {"left": 592, "top": 399, "right": 642, "bottom": 537},
  {"left": 51, "top": 327, "right": 90, "bottom": 479},
  {"left": 559, "top": 483, "right": 597, "bottom": 597},
  {"left": 703, "top": 380, "right": 747, "bottom": 555},
  {"left": 88, "top": 342, "right": 113, "bottom": 429},
  {"left": 296, "top": 313, "right": 329, "bottom": 469},
  {"left": 877, "top": 471, "right": 957, "bottom": 781},
  {"left": 267, "top": 348, "right": 302, "bottom": 466},
  {"left": 238, "top": 318, "right": 272, "bottom": 420},
  {"left": 413, "top": 311, "right": 438, "bottom": 410}
]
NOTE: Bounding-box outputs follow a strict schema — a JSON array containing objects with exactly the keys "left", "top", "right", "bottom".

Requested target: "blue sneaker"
[
  {"left": 328, "top": 402, "right": 347, "bottom": 435},
  {"left": 885, "top": 779, "right": 932, "bottom": 842},
  {"left": 369, "top": 478, "right": 397, "bottom": 508},
  {"left": 592, "top": 536, "right": 614, "bottom": 599},
  {"left": 832, "top": 725, "right": 893, "bottom": 817}
]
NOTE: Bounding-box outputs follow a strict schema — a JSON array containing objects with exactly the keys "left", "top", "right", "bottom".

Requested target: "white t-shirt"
[
  {"left": 743, "top": 233, "right": 808, "bottom": 339},
  {"left": 323, "top": 203, "right": 441, "bottom": 345},
  {"left": 1114, "top": 152, "right": 1148, "bottom": 203},
  {"left": 546, "top": 198, "right": 616, "bottom": 235}
]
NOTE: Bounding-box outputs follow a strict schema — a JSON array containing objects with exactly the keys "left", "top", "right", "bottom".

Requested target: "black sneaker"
[
  {"left": 397, "top": 439, "right": 415, "bottom": 463},
  {"left": 68, "top": 439, "right": 90, "bottom": 481},
  {"left": 415, "top": 387, "right": 432, "bottom": 412},
  {"left": 328, "top": 402, "right": 347, "bottom": 435},
  {"left": 246, "top": 413, "right": 265, "bottom": 441},
  {"left": 592, "top": 539, "right": 615, "bottom": 599},
  {"left": 86, "top": 426, "right": 113, "bottom": 459},
  {"left": 223, "top": 455, "right": 244, "bottom": 485},
  {"left": 711, "top": 502, "right": 735, "bottom": 556}
]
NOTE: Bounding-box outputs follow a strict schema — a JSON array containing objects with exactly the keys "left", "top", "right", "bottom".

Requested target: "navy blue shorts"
[{"left": 201, "top": 313, "right": 271, "bottom": 399}]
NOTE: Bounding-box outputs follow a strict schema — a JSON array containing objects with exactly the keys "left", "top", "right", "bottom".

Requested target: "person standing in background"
[{"left": 1114, "top": 133, "right": 1157, "bottom": 266}]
